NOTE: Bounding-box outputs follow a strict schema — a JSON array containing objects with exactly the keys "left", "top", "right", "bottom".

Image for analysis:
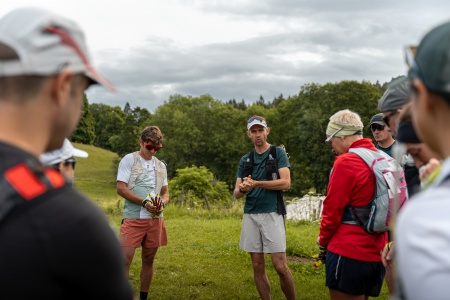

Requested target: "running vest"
[{"left": 123, "top": 152, "right": 167, "bottom": 219}]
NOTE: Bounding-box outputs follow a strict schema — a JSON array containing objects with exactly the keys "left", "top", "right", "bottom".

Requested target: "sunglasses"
[
  {"left": 142, "top": 139, "right": 162, "bottom": 151},
  {"left": 325, "top": 127, "right": 343, "bottom": 144},
  {"left": 382, "top": 111, "right": 397, "bottom": 128},
  {"left": 247, "top": 115, "right": 266, "bottom": 124},
  {"left": 64, "top": 157, "right": 77, "bottom": 170},
  {"left": 371, "top": 124, "right": 385, "bottom": 132}
]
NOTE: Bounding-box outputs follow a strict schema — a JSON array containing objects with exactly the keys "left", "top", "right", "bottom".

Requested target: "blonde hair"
[{"left": 329, "top": 109, "right": 364, "bottom": 128}]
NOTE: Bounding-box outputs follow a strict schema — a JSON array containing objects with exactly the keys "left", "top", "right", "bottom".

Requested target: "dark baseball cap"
[
  {"left": 370, "top": 113, "right": 384, "bottom": 125},
  {"left": 378, "top": 76, "right": 411, "bottom": 112},
  {"left": 408, "top": 21, "right": 450, "bottom": 95}
]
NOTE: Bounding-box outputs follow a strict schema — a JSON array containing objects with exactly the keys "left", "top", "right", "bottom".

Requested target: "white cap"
[
  {"left": 247, "top": 115, "right": 268, "bottom": 131},
  {"left": 0, "top": 7, "right": 114, "bottom": 91},
  {"left": 40, "top": 138, "right": 88, "bottom": 166}
]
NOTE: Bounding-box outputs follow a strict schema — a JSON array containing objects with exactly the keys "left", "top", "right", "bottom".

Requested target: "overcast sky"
[{"left": 2, "top": 0, "right": 449, "bottom": 112}]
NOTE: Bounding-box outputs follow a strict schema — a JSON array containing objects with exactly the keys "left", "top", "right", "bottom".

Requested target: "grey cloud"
[{"left": 86, "top": 0, "right": 450, "bottom": 112}]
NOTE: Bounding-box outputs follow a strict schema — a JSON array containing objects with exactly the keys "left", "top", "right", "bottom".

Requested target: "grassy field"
[{"left": 73, "top": 143, "right": 389, "bottom": 300}]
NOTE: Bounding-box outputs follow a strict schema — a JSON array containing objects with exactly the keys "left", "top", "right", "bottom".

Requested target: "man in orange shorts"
[{"left": 117, "top": 126, "right": 169, "bottom": 300}]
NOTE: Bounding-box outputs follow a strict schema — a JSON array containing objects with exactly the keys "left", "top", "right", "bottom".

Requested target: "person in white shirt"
[{"left": 394, "top": 20, "right": 450, "bottom": 300}]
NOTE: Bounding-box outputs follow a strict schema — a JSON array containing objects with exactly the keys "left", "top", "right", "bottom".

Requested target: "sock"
[{"left": 140, "top": 291, "right": 148, "bottom": 300}]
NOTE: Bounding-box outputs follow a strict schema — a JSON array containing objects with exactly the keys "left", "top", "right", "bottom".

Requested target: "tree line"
[{"left": 71, "top": 79, "right": 394, "bottom": 196}]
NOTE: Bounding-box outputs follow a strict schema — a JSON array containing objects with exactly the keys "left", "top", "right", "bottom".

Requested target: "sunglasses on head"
[
  {"left": 64, "top": 157, "right": 77, "bottom": 170},
  {"left": 371, "top": 124, "right": 385, "bottom": 132},
  {"left": 247, "top": 115, "right": 266, "bottom": 124},
  {"left": 142, "top": 139, "right": 162, "bottom": 151},
  {"left": 382, "top": 111, "right": 397, "bottom": 128},
  {"left": 325, "top": 127, "right": 344, "bottom": 145}
]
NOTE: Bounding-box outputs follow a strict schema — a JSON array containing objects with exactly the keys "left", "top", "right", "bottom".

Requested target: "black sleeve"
[{"left": 43, "top": 189, "right": 134, "bottom": 299}]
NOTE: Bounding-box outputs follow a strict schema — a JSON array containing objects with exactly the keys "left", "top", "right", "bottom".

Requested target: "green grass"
[{"left": 73, "top": 142, "right": 390, "bottom": 300}]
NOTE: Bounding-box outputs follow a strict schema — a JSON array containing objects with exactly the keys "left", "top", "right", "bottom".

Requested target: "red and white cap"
[{"left": 0, "top": 7, "right": 114, "bottom": 91}]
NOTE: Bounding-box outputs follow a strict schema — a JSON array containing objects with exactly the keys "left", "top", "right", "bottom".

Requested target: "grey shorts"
[{"left": 239, "top": 212, "right": 286, "bottom": 253}]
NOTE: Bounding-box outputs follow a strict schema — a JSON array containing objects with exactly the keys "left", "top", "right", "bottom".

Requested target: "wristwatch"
[{"left": 239, "top": 188, "right": 246, "bottom": 194}]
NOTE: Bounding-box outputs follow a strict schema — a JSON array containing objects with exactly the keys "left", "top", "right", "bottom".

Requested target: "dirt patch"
[{"left": 287, "top": 255, "right": 315, "bottom": 265}]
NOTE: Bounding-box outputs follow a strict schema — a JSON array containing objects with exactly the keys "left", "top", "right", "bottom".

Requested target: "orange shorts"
[{"left": 120, "top": 218, "right": 168, "bottom": 248}]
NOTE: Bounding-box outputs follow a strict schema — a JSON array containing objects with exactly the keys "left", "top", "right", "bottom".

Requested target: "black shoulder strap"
[
  {"left": 241, "top": 149, "right": 254, "bottom": 179},
  {"left": 0, "top": 159, "right": 65, "bottom": 223},
  {"left": 270, "top": 145, "right": 277, "bottom": 158},
  {"left": 269, "top": 145, "right": 286, "bottom": 215},
  {"left": 269, "top": 145, "right": 280, "bottom": 178}
]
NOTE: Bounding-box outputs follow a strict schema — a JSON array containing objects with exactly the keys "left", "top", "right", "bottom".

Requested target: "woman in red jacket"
[{"left": 318, "top": 109, "right": 388, "bottom": 300}]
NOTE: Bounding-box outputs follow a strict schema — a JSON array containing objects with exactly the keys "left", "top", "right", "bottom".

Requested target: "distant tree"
[
  {"left": 256, "top": 95, "right": 267, "bottom": 107},
  {"left": 152, "top": 94, "right": 248, "bottom": 187},
  {"left": 109, "top": 104, "right": 152, "bottom": 157},
  {"left": 71, "top": 94, "right": 95, "bottom": 144},
  {"left": 276, "top": 81, "right": 383, "bottom": 194},
  {"left": 272, "top": 93, "right": 285, "bottom": 107},
  {"left": 226, "top": 98, "right": 247, "bottom": 110},
  {"left": 90, "top": 103, "right": 126, "bottom": 150},
  {"left": 123, "top": 102, "right": 132, "bottom": 115}
]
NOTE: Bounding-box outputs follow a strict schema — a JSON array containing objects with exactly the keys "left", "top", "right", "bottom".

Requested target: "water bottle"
[{"left": 268, "top": 154, "right": 277, "bottom": 180}]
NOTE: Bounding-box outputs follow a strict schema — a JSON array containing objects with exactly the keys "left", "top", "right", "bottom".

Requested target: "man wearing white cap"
[
  {"left": 234, "top": 115, "right": 296, "bottom": 300},
  {"left": 40, "top": 138, "right": 89, "bottom": 182},
  {"left": 0, "top": 7, "right": 133, "bottom": 299}
]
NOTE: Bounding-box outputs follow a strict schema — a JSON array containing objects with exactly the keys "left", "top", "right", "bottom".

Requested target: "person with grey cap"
[
  {"left": 379, "top": 77, "right": 421, "bottom": 199},
  {"left": 40, "top": 138, "right": 89, "bottom": 182},
  {"left": 378, "top": 76, "right": 411, "bottom": 136},
  {"left": 234, "top": 115, "right": 296, "bottom": 300},
  {"left": 393, "top": 22, "right": 450, "bottom": 298},
  {"left": 0, "top": 7, "right": 133, "bottom": 300},
  {"left": 370, "top": 113, "right": 396, "bottom": 157}
]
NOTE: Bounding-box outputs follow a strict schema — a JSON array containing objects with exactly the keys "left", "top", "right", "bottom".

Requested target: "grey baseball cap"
[
  {"left": 409, "top": 21, "right": 450, "bottom": 96},
  {"left": 378, "top": 76, "right": 411, "bottom": 112},
  {"left": 0, "top": 7, "right": 114, "bottom": 91},
  {"left": 370, "top": 113, "right": 384, "bottom": 126}
]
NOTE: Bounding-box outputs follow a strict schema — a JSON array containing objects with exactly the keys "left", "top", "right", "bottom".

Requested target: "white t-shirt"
[{"left": 395, "top": 157, "right": 450, "bottom": 299}]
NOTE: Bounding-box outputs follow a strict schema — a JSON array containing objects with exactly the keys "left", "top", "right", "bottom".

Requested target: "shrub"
[{"left": 169, "top": 165, "right": 232, "bottom": 209}]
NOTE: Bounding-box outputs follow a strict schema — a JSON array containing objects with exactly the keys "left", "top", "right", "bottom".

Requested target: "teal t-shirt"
[
  {"left": 236, "top": 146, "right": 290, "bottom": 214},
  {"left": 376, "top": 140, "right": 396, "bottom": 157}
]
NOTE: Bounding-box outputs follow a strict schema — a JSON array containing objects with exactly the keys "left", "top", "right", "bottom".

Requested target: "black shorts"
[{"left": 325, "top": 251, "right": 385, "bottom": 297}]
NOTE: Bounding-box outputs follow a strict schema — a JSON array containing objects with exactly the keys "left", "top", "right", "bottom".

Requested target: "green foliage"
[
  {"left": 71, "top": 94, "right": 95, "bottom": 144},
  {"left": 152, "top": 94, "right": 249, "bottom": 187},
  {"left": 110, "top": 103, "right": 152, "bottom": 157},
  {"left": 274, "top": 80, "right": 383, "bottom": 194},
  {"left": 169, "top": 165, "right": 231, "bottom": 208},
  {"left": 82, "top": 79, "right": 387, "bottom": 195},
  {"left": 90, "top": 103, "right": 126, "bottom": 150}
]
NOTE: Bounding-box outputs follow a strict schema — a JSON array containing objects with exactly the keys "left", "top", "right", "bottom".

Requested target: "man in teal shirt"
[{"left": 234, "top": 115, "right": 296, "bottom": 300}]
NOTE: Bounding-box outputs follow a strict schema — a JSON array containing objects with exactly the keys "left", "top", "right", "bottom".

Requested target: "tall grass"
[{"left": 73, "top": 143, "right": 389, "bottom": 300}]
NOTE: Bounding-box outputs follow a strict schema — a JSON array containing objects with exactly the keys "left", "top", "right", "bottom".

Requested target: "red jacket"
[{"left": 319, "top": 138, "right": 387, "bottom": 262}]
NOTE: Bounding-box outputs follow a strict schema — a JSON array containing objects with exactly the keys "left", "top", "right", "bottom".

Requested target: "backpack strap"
[
  {"left": 342, "top": 148, "right": 385, "bottom": 226},
  {"left": 0, "top": 159, "right": 65, "bottom": 223},
  {"left": 269, "top": 145, "right": 286, "bottom": 216},
  {"left": 241, "top": 149, "right": 254, "bottom": 180}
]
